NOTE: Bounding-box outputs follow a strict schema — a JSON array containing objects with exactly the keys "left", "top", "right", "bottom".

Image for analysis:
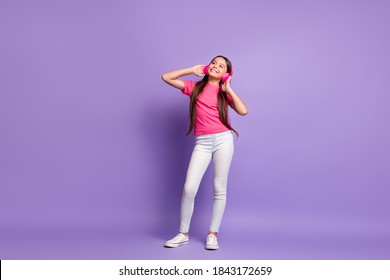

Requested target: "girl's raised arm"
[
  {"left": 222, "top": 77, "right": 248, "bottom": 116},
  {"left": 162, "top": 65, "right": 205, "bottom": 90}
]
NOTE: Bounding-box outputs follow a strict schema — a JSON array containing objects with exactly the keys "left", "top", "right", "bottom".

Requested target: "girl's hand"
[
  {"left": 192, "top": 64, "right": 205, "bottom": 77},
  {"left": 221, "top": 76, "right": 232, "bottom": 92}
]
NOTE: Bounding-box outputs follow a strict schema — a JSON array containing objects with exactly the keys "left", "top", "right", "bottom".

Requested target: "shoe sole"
[
  {"left": 205, "top": 245, "right": 219, "bottom": 250},
  {"left": 164, "top": 241, "right": 189, "bottom": 248}
]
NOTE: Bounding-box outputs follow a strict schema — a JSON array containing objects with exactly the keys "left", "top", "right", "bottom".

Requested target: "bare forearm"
[
  {"left": 162, "top": 67, "right": 194, "bottom": 81},
  {"left": 161, "top": 66, "right": 197, "bottom": 90},
  {"left": 226, "top": 88, "right": 248, "bottom": 115},
  {"left": 162, "top": 67, "right": 195, "bottom": 91}
]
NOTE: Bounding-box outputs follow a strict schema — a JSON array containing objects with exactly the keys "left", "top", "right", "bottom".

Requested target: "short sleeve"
[{"left": 181, "top": 80, "right": 197, "bottom": 96}]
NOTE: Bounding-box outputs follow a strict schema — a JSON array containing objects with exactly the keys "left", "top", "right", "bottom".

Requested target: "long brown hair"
[{"left": 186, "top": 55, "right": 238, "bottom": 137}]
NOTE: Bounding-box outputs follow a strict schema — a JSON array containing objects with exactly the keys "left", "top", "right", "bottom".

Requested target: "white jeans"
[{"left": 179, "top": 131, "right": 234, "bottom": 233}]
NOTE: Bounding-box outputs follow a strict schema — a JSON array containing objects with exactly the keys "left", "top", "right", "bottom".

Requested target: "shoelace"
[
  {"left": 176, "top": 233, "right": 187, "bottom": 240},
  {"left": 207, "top": 235, "right": 217, "bottom": 242}
]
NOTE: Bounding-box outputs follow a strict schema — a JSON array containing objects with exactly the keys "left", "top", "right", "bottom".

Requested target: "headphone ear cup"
[
  {"left": 222, "top": 68, "right": 233, "bottom": 83},
  {"left": 203, "top": 64, "right": 209, "bottom": 75},
  {"left": 222, "top": 73, "right": 231, "bottom": 83}
]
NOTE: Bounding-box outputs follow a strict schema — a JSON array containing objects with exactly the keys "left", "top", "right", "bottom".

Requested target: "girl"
[{"left": 161, "top": 55, "right": 248, "bottom": 250}]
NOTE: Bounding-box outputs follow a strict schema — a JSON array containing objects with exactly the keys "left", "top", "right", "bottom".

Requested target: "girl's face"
[{"left": 208, "top": 57, "right": 228, "bottom": 80}]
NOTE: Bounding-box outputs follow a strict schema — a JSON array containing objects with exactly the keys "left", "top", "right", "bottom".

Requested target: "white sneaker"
[
  {"left": 205, "top": 234, "right": 219, "bottom": 250},
  {"left": 164, "top": 233, "right": 189, "bottom": 248}
]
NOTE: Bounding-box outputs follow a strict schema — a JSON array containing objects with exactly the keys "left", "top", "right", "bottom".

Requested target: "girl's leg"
[
  {"left": 209, "top": 132, "right": 234, "bottom": 233},
  {"left": 179, "top": 137, "right": 212, "bottom": 233}
]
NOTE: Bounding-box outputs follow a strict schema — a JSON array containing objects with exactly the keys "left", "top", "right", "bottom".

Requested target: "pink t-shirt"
[{"left": 181, "top": 80, "right": 233, "bottom": 136}]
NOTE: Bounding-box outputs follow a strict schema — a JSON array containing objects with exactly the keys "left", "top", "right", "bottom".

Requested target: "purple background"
[{"left": 1, "top": 0, "right": 389, "bottom": 259}]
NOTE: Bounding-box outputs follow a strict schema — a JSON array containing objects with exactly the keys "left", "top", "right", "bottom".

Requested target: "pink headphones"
[{"left": 203, "top": 64, "right": 233, "bottom": 83}]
